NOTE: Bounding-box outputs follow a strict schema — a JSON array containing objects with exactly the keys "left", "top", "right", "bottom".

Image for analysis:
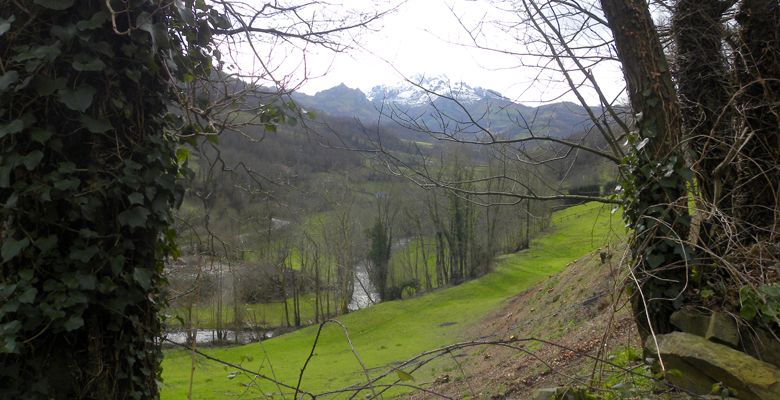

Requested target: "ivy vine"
[
  {"left": 619, "top": 92, "right": 694, "bottom": 337},
  {"left": 0, "top": 0, "right": 226, "bottom": 398}
]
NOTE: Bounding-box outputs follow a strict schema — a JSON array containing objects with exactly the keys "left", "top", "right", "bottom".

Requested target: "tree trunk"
[
  {"left": 0, "top": 2, "right": 186, "bottom": 398},
  {"left": 733, "top": 0, "right": 780, "bottom": 242},
  {"left": 600, "top": 0, "right": 692, "bottom": 341}
]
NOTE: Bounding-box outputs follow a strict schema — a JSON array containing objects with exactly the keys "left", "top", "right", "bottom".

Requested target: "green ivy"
[
  {"left": 0, "top": 0, "right": 226, "bottom": 398},
  {"left": 740, "top": 284, "right": 780, "bottom": 325},
  {"left": 619, "top": 94, "right": 694, "bottom": 336}
]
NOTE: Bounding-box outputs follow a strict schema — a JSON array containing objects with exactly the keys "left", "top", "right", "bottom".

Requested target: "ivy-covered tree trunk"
[
  {"left": 733, "top": 0, "right": 780, "bottom": 242},
  {"left": 673, "top": 0, "right": 732, "bottom": 212},
  {"left": 602, "top": 0, "right": 779, "bottom": 347},
  {"left": 0, "top": 1, "right": 194, "bottom": 398},
  {"left": 600, "top": 0, "right": 693, "bottom": 341}
]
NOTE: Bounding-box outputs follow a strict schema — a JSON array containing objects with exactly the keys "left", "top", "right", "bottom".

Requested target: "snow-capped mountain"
[
  {"left": 366, "top": 74, "right": 507, "bottom": 106},
  {"left": 291, "top": 76, "right": 594, "bottom": 139}
]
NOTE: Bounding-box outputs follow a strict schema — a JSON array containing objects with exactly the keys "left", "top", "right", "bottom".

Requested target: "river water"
[
  {"left": 163, "top": 329, "right": 274, "bottom": 346},
  {"left": 164, "top": 238, "right": 407, "bottom": 345},
  {"left": 348, "top": 261, "right": 379, "bottom": 311},
  {"left": 348, "top": 238, "right": 409, "bottom": 311}
]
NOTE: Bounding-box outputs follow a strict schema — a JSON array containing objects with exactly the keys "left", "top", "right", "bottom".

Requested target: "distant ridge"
[{"left": 292, "top": 75, "right": 598, "bottom": 139}]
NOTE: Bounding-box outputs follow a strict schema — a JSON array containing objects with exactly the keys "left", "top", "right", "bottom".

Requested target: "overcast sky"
[{"left": 233, "top": 0, "right": 625, "bottom": 106}]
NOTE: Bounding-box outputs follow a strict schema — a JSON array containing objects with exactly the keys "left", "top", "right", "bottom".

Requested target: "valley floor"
[{"left": 160, "top": 202, "right": 624, "bottom": 399}]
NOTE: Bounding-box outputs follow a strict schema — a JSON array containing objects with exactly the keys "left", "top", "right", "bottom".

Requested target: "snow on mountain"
[{"left": 366, "top": 74, "right": 506, "bottom": 106}]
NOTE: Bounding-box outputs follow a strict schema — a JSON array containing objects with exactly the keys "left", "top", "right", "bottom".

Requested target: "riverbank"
[{"left": 160, "top": 202, "right": 622, "bottom": 399}]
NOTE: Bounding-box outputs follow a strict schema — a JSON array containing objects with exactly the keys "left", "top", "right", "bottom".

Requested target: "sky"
[
  {"left": 231, "top": 0, "right": 626, "bottom": 106},
  {"left": 296, "top": 1, "right": 509, "bottom": 94}
]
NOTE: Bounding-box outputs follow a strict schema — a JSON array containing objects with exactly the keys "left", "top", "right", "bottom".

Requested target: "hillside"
[
  {"left": 160, "top": 202, "right": 623, "bottom": 399},
  {"left": 292, "top": 77, "right": 599, "bottom": 140},
  {"left": 412, "top": 243, "right": 643, "bottom": 399}
]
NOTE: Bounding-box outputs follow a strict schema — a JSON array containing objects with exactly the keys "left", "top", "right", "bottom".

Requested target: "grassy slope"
[{"left": 161, "top": 202, "right": 622, "bottom": 399}]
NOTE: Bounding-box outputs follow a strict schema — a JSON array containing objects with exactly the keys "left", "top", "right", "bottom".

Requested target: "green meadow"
[{"left": 161, "top": 202, "right": 623, "bottom": 399}]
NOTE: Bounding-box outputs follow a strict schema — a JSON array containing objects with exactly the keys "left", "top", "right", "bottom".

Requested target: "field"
[{"left": 160, "top": 202, "right": 623, "bottom": 399}]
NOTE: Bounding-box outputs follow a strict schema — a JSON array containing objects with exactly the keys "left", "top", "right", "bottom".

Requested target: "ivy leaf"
[
  {"left": 77, "top": 273, "right": 97, "bottom": 290},
  {"left": 31, "top": 129, "right": 53, "bottom": 144},
  {"left": 50, "top": 24, "right": 77, "bottom": 41},
  {"left": 740, "top": 303, "right": 758, "bottom": 320},
  {"left": 18, "top": 269, "right": 33, "bottom": 282},
  {"left": 14, "top": 42, "right": 61, "bottom": 63},
  {"left": 133, "top": 268, "right": 152, "bottom": 289},
  {"left": 0, "top": 283, "right": 17, "bottom": 299},
  {"left": 58, "top": 85, "right": 96, "bottom": 112},
  {"left": 22, "top": 151, "right": 44, "bottom": 170},
  {"left": 54, "top": 178, "right": 80, "bottom": 191},
  {"left": 136, "top": 12, "right": 159, "bottom": 50},
  {"left": 0, "top": 166, "right": 11, "bottom": 188},
  {"left": 0, "top": 16, "right": 15, "bottom": 37},
  {"left": 110, "top": 255, "right": 125, "bottom": 275},
  {"left": 71, "top": 246, "right": 99, "bottom": 262},
  {"left": 118, "top": 206, "right": 150, "bottom": 228},
  {"left": 80, "top": 115, "right": 112, "bottom": 133},
  {"left": 72, "top": 55, "right": 106, "bottom": 72},
  {"left": 175, "top": 147, "right": 189, "bottom": 164},
  {"left": 4, "top": 192, "right": 17, "bottom": 208},
  {"left": 35, "top": 235, "right": 58, "bottom": 253},
  {"left": 62, "top": 316, "right": 84, "bottom": 331},
  {"left": 33, "top": 0, "right": 74, "bottom": 10},
  {"left": 128, "top": 192, "right": 145, "bottom": 205},
  {"left": 76, "top": 11, "right": 107, "bottom": 31},
  {"left": 176, "top": 7, "right": 196, "bottom": 27},
  {"left": 396, "top": 370, "right": 415, "bottom": 382},
  {"left": 18, "top": 287, "right": 37, "bottom": 304},
  {"left": 0, "top": 71, "right": 19, "bottom": 92},
  {"left": 2, "top": 238, "right": 30, "bottom": 262},
  {"left": 645, "top": 253, "right": 665, "bottom": 269},
  {"left": 1, "top": 321, "right": 21, "bottom": 353},
  {"left": 0, "top": 119, "right": 24, "bottom": 139}
]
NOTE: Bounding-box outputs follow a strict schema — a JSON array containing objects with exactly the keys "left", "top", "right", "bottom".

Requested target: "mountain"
[
  {"left": 300, "top": 83, "right": 377, "bottom": 121},
  {"left": 367, "top": 74, "right": 507, "bottom": 106},
  {"left": 293, "top": 75, "right": 598, "bottom": 139}
]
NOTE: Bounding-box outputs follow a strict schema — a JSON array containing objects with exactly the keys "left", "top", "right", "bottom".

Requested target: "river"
[
  {"left": 348, "top": 238, "right": 409, "bottom": 311},
  {"left": 165, "top": 238, "right": 409, "bottom": 345},
  {"left": 348, "top": 260, "right": 379, "bottom": 311},
  {"left": 163, "top": 329, "right": 274, "bottom": 346}
]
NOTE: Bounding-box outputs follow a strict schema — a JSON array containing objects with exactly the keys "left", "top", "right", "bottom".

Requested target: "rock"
[
  {"left": 740, "top": 327, "right": 780, "bottom": 369},
  {"left": 645, "top": 331, "right": 780, "bottom": 400},
  {"left": 530, "top": 387, "right": 559, "bottom": 400},
  {"left": 705, "top": 312, "right": 740, "bottom": 348},
  {"left": 670, "top": 308, "right": 710, "bottom": 337},
  {"left": 530, "top": 387, "right": 593, "bottom": 400}
]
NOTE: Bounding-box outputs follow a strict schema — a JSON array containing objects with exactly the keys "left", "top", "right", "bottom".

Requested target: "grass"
[{"left": 160, "top": 202, "right": 623, "bottom": 399}]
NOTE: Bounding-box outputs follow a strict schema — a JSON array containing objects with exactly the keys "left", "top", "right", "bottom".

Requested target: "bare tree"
[{"left": 368, "top": 0, "right": 778, "bottom": 372}]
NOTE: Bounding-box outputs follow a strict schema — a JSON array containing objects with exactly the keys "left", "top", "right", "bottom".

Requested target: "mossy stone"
[{"left": 646, "top": 332, "right": 780, "bottom": 400}]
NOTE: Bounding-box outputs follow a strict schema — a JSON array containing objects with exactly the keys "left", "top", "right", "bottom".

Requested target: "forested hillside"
[{"left": 164, "top": 78, "right": 617, "bottom": 339}]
